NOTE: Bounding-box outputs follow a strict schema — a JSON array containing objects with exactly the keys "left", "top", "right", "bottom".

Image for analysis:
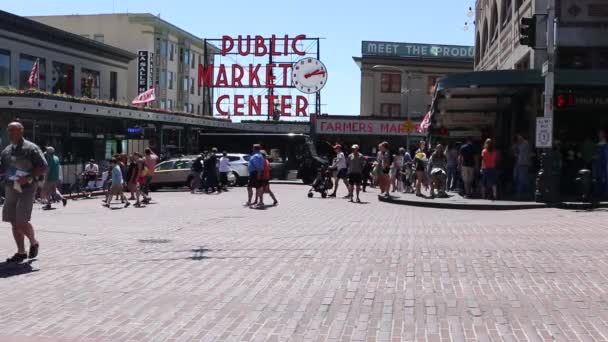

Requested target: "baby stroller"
[{"left": 307, "top": 165, "right": 334, "bottom": 198}]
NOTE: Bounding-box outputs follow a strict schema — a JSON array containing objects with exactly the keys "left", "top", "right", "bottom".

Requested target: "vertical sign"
[
  {"left": 137, "top": 50, "right": 150, "bottom": 95},
  {"left": 536, "top": 117, "right": 553, "bottom": 148},
  {"left": 148, "top": 52, "right": 155, "bottom": 91}
]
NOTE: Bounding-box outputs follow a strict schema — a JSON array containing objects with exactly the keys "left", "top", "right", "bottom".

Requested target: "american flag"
[
  {"left": 416, "top": 111, "right": 432, "bottom": 133},
  {"left": 27, "top": 59, "right": 39, "bottom": 89}
]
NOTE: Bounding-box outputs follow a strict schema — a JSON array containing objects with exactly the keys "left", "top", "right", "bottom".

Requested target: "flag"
[
  {"left": 416, "top": 111, "right": 432, "bottom": 133},
  {"left": 131, "top": 88, "right": 156, "bottom": 106},
  {"left": 27, "top": 59, "right": 39, "bottom": 89}
]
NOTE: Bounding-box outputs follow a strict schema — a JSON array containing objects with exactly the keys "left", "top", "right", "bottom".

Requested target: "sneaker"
[
  {"left": 43, "top": 204, "right": 52, "bottom": 210},
  {"left": 62, "top": 198, "right": 68, "bottom": 207},
  {"left": 6, "top": 253, "right": 27, "bottom": 263},
  {"left": 29, "top": 243, "right": 39, "bottom": 259},
  {"left": 273, "top": 201, "right": 278, "bottom": 206},
  {"left": 328, "top": 193, "right": 336, "bottom": 198},
  {"left": 103, "top": 203, "right": 110, "bottom": 208},
  {"left": 124, "top": 202, "right": 131, "bottom": 208}
]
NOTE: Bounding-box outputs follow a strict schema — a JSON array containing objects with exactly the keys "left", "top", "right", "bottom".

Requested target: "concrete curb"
[{"left": 379, "top": 195, "right": 608, "bottom": 211}]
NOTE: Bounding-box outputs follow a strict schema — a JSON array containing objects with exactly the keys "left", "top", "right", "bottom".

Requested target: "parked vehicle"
[{"left": 150, "top": 154, "right": 250, "bottom": 190}]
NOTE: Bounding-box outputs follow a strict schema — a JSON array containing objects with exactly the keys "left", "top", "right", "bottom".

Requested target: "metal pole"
[
  {"left": 544, "top": 0, "right": 555, "bottom": 119},
  {"left": 405, "top": 72, "right": 410, "bottom": 149}
]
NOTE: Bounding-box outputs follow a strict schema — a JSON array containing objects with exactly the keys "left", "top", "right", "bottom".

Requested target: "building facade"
[
  {"left": 354, "top": 41, "right": 474, "bottom": 118},
  {"left": 30, "top": 13, "right": 218, "bottom": 116},
  {"left": 476, "top": 0, "right": 608, "bottom": 71}
]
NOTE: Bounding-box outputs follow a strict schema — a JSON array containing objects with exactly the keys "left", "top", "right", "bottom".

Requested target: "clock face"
[{"left": 292, "top": 58, "right": 327, "bottom": 94}]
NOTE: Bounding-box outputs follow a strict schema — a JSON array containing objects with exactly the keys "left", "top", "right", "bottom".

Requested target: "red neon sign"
[{"left": 199, "top": 35, "right": 315, "bottom": 117}]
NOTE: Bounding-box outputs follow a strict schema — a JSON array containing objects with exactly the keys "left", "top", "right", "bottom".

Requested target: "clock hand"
[{"left": 304, "top": 69, "right": 326, "bottom": 79}]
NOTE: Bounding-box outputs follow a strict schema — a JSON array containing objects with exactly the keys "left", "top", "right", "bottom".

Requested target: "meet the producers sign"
[{"left": 362, "top": 41, "right": 474, "bottom": 59}]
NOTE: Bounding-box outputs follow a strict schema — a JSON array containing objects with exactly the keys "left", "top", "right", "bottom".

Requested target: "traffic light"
[{"left": 519, "top": 16, "right": 536, "bottom": 48}]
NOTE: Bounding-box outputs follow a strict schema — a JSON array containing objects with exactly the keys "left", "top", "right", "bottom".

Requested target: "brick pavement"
[{"left": 1, "top": 185, "right": 608, "bottom": 342}]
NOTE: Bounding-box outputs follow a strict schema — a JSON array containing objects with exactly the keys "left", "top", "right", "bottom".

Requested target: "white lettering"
[
  {"left": 421, "top": 46, "right": 428, "bottom": 55},
  {"left": 392, "top": 44, "right": 399, "bottom": 55},
  {"left": 378, "top": 44, "right": 385, "bottom": 53}
]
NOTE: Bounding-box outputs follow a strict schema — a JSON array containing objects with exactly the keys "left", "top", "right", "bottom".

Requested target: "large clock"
[{"left": 292, "top": 58, "right": 327, "bottom": 94}]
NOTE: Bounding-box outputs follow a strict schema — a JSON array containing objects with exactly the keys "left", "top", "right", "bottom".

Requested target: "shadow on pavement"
[{"left": 0, "top": 260, "right": 38, "bottom": 278}]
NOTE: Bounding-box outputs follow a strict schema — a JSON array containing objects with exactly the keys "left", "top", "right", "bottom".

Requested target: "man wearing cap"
[
  {"left": 43, "top": 146, "right": 67, "bottom": 210},
  {"left": 347, "top": 144, "right": 365, "bottom": 203},
  {"left": 83, "top": 158, "right": 99, "bottom": 197},
  {"left": 0, "top": 122, "right": 47, "bottom": 263},
  {"left": 329, "top": 144, "right": 349, "bottom": 198}
]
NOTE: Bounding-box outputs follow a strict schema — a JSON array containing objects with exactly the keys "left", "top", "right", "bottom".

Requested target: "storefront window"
[
  {"left": 81, "top": 68, "right": 100, "bottom": 98},
  {"left": 0, "top": 49, "right": 9, "bottom": 86},
  {"left": 51, "top": 61, "right": 75, "bottom": 95},
  {"left": 19, "top": 54, "right": 46, "bottom": 90},
  {"left": 380, "top": 73, "right": 401, "bottom": 93},
  {"left": 380, "top": 103, "right": 401, "bottom": 117}
]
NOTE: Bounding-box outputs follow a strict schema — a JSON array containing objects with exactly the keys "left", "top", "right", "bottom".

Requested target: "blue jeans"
[
  {"left": 447, "top": 165, "right": 457, "bottom": 190},
  {"left": 514, "top": 165, "right": 530, "bottom": 196}
]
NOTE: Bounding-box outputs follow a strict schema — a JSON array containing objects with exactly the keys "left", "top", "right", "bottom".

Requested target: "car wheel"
[
  {"left": 307, "top": 192, "right": 314, "bottom": 198},
  {"left": 228, "top": 172, "right": 238, "bottom": 187}
]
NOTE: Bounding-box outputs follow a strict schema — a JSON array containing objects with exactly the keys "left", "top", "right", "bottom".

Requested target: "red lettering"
[
  {"left": 320, "top": 121, "right": 328, "bottom": 132},
  {"left": 221, "top": 36, "right": 234, "bottom": 56},
  {"left": 248, "top": 95, "right": 262, "bottom": 115},
  {"left": 280, "top": 96, "right": 292, "bottom": 116},
  {"left": 216, "top": 95, "right": 230, "bottom": 115},
  {"left": 380, "top": 123, "right": 389, "bottom": 133},
  {"left": 237, "top": 35, "right": 252, "bottom": 56},
  {"left": 265, "top": 63, "right": 276, "bottom": 88},
  {"left": 198, "top": 64, "right": 214, "bottom": 87},
  {"left": 282, "top": 34, "right": 289, "bottom": 55},
  {"left": 254, "top": 35, "right": 267, "bottom": 56},
  {"left": 232, "top": 64, "right": 244, "bottom": 87},
  {"left": 265, "top": 95, "right": 279, "bottom": 116},
  {"left": 249, "top": 64, "right": 261, "bottom": 87},
  {"left": 270, "top": 34, "right": 282, "bottom": 56},
  {"left": 292, "top": 34, "right": 306, "bottom": 56},
  {"left": 367, "top": 123, "right": 373, "bottom": 133},
  {"left": 278, "top": 63, "right": 291, "bottom": 87},
  {"left": 233, "top": 94, "right": 245, "bottom": 115},
  {"left": 215, "top": 65, "right": 229, "bottom": 87},
  {"left": 296, "top": 95, "right": 308, "bottom": 116}
]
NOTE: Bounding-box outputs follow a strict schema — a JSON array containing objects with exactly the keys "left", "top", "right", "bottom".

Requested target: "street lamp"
[{"left": 372, "top": 65, "right": 421, "bottom": 148}]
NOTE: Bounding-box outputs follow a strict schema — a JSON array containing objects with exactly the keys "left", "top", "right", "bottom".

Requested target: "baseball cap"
[{"left": 333, "top": 144, "right": 342, "bottom": 150}]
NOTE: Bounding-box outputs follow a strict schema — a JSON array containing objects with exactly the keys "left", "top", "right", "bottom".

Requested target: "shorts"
[
  {"left": 348, "top": 173, "right": 362, "bottom": 186},
  {"left": 248, "top": 172, "right": 259, "bottom": 188},
  {"left": 109, "top": 184, "right": 124, "bottom": 196},
  {"left": 461, "top": 166, "right": 475, "bottom": 184},
  {"left": 482, "top": 168, "right": 498, "bottom": 187},
  {"left": 257, "top": 179, "right": 270, "bottom": 188},
  {"left": 337, "top": 168, "right": 348, "bottom": 179},
  {"left": 137, "top": 177, "right": 146, "bottom": 185},
  {"left": 2, "top": 184, "right": 36, "bottom": 225}
]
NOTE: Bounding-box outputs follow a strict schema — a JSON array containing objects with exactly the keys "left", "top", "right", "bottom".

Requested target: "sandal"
[{"left": 6, "top": 253, "right": 27, "bottom": 263}]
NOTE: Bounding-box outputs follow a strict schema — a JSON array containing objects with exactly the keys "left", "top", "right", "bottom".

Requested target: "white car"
[{"left": 218, "top": 153, "right": 250, "bottom": 186}]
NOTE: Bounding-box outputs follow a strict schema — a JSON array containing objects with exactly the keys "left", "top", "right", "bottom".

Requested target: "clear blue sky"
[{"left": 5, "top": 0, "right": 474, "bottom": 116}]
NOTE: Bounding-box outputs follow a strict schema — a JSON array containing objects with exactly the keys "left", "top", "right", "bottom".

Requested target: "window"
[
  {"left": 160, "top": 40, "right": 168, "bottom": 58},
  {"left": 380, "top": 73, "right": 401, "bottom": 93},
  {"left": 228, "top": 156, "right": 241, "bottom": 162},
  {"left": 190, "top": 103, "right": 194, "bottom": 113},
  {"left": 380, "top": 103, "right": 401, "bottom": 117},
  {"left": 80, "top": 34, "right": 90, "bottom": 39},
  {"left": 110, "top": 71, "right": 117, "bottom": 101},
  {"left": 169, "top": 43, "right": 174, "bottom": 61},
  {"left": 167, "top": 99, "right": 173, "bottom": 110},
  {"left": 174, "top": 160, "right": 192, "bottom": 169},
  {"left": 197, "top": 104, "right": 200, "bottom": 114},
  {"left": 184, "top": 103, "right": 189, "bottom": 112},
  {"left": 183, "top": 77, "right": 189, "bottom": 92},
  {"left": 51, "top": 61, "right": 75, "bottom": 95},
  {"left": 0, "top": 50, "right": 10, "bottom": 86},
  {"left": 197, "top": 84, "right": 201, "bottom": 96},
  {"left": 190, "top": 78, "right": 194, "bottom": 94},
  {"left": 168, "top": 71, "right": 174, "bottom": 89},
  {"left": 160, "top": 100, "right": 166, "bottom": 109},
  {"left": 191, "top": 52, "right": 196, "bottom": 68},
  {"left": 19, "top": 54, "right": 46, "bottom": 90},
  {"left": 156, "top": 161, "right": 175, "bottom": 171},
  {"left": 81, "top": 68, "right": 100, "bottom": 98},
  {"left": 93, "top": 34, "right": 104, "bottom": 43}
]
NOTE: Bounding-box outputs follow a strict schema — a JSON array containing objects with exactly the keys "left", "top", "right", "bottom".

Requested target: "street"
[{"left": 1, "top": 185, "right": 608, "bottom": 342}]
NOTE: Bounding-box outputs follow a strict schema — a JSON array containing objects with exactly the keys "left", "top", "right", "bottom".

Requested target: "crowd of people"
[{"left": 189, "top": 148, "right": 230, "bottom": 194}]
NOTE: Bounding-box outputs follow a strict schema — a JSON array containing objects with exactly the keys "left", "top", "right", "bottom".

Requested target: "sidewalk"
[{"left": 379, "top": 192, "right": 608, "bottom": 210}]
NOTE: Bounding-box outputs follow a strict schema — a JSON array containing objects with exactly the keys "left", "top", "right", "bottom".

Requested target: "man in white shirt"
[
  {"left": 329, "top": 144, "right": 349, "bottom": 198},
  {"left": 219, "top": 151, "right": 231, "bottom": 191},
  {"left": 83, "top": 159, "right": 99, "bottom": 196}
]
